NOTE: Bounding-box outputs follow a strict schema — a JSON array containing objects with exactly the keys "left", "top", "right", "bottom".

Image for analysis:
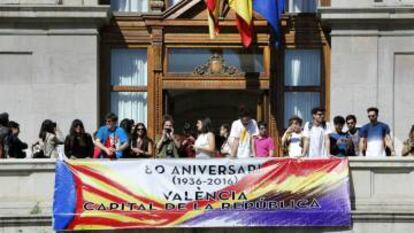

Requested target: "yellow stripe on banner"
[
  {"left": 76, "top": 172, "right": 151, "bottom": 206},
  {"left": 228, "top": 0, "right": 252, "bottom": 25},
  {"left": 73, "top": 225, "right": 115, "bottom": 230},
  {"left": 247, "top": 171, "right": 348, "bottom": 200}
]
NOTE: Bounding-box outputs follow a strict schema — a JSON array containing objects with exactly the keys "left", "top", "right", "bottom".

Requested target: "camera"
[{"left": 165, "top": 128, "right": 172, "bottom": 134}]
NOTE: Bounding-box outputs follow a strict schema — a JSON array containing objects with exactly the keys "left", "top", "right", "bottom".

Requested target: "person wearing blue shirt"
[
  {"left": 329, "top": 116, "right": 354, "bottom": 157},
  {"left": 359, "top": 107, "right": 395, "bottom": 157},
  {"left": 94, "top": 113, "right": 129, "bottom": 159}
]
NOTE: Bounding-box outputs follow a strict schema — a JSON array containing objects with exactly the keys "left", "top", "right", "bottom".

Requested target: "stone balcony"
[{"left": 0, "top": 157, "right": 413, "bottom": 233}]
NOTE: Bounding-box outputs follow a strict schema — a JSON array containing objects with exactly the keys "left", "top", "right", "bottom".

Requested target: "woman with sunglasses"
[{"left": 130, "top": 123, "right": 154, "bottom": 158}]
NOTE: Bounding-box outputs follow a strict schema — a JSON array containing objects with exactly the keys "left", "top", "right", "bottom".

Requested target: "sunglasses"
[{"left": 137, "top": 128, "right": 145, "bottom": 131}]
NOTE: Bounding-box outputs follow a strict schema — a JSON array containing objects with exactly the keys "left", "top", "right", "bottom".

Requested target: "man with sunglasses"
[
  {"left": 346, "top": 115, "right": 360, "bottom": 156},
  {"left": 359, "top": 107, "right": 395, "bottom": 157},
  {"left": 94, "top": 112, "right": 129, "bottom": 159}
]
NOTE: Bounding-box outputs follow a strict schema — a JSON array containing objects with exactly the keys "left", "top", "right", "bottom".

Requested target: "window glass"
[
  {"left": 284, "top": 92, "right": 320, "bottom": 127},
  {"left": 111, "top": 0, "right": 149, "bottom": 12},
  {"left": 286, "top": 0, "right": 318, "bottom": 13},
  {"left": 111, "top": 92, "right": 148, "bottom": 124},
  {"left": 111, "top": 49, "right": 147, "bottom": 86},
  {"left": 284, "top": 49, "right": 321, "bottom": 86}
]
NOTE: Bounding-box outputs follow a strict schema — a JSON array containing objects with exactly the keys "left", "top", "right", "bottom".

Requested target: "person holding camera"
[{"left": 155, "top": 115, "right": 180, "bottom": 158}]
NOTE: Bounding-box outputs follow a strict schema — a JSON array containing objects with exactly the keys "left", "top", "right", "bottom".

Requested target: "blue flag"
[{"left": 253, "top": 0, "right": 285, "bottom": 43}]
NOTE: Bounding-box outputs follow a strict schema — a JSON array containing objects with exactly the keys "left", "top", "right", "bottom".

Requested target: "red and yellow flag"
[
  {"left": 206, "top": 0, "right": 221, "bottom": 39},
  {"left": 228, "top": 0, "right": 253, "bottom": 47}
]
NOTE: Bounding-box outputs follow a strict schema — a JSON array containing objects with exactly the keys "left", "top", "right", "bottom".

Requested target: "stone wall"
[{"left": 0, "top": 3, "right": 109, "bottom": 147}]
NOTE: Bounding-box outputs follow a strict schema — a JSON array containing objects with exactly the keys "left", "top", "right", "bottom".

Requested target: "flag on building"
[
  {"left": 206, "top": 0, "right": 221, "bottom": 39},
  {"left": 228, "top": 0, "right": 253, "bottom": 47},
  {"left": 253, "top": 0, "right": 285, "bottom": 45}
]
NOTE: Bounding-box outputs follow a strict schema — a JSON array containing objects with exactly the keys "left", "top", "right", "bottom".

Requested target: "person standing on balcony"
[
  {"left": 329, "top": 116, "right": 355, "bottom": 157},
  {"left": 155, "top": 115, "right": 180, "bottom": 158},
  {"left": 7, "top": 121, "right": 28, "bottom": 159},
  {"left": 402, "top": 125, "right": 414, "bottom": 156},
  {"left": 346, "top": 114, "right": 361, "bottom": 156},
  {"left": 303, "top": 107, "right": 332, "bottom": 158},
  {"left": 282, "top": 116, "right": 305, "bottom": 158},
  {"left": 130, "top": 123, "right": 153, "bottom": 158},
  {"left": 38, "top": 120, "right": 64, "bottom": 159},
  {"left": 253, "top": 121, "right": 275, "bottom": 157},
  {"left": 94, "top": 113, "right": 129, "bottom": 159},
  {"left": 178, "top": 122, "right": 196, "bottom": 158},
  {"left": 64, "top": 119, "right": 94, "bottom": 159},
  {"left": 194, "top": 117, "right": 215, "bottom": 159},
  {"left": 219, "top": 124, "right": 232, "bottom": 157},
  {"left": 0, "top": 112, "right": 10, "bottom": 159},
  {"left": 359, "top": 107, "right": 395, "bottom": 157},
  {"left": 229, "top": 107, "right": 259, "bottom": 158}
]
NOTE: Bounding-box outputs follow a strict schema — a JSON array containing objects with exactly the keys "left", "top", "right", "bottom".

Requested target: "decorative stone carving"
[
  {"left": 193, "top": 53, "right": 242, "bottom": 76},
  {"left": 150, "top": 0, "right": 164, "bottom": 13}
]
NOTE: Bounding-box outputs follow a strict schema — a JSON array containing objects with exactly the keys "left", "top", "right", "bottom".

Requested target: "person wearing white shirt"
[
  {"left": 282, "top": 115, "right": 304, "bottom": 158},
  {"left": 229, "top": 108, "right": 259, "bottom": 158},
  {"left": 194, "top": 117, "right": 216, "bottom": 159},
  {"left": 303, "top": 107, "right": 331, "bottom": 158}
]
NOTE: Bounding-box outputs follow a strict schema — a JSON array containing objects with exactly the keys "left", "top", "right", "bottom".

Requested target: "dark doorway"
[{"left": 164, "top": 90, "right": 265, "bottom": 134}]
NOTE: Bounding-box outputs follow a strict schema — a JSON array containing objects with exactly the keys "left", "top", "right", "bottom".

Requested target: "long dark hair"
[
  {"left": 131, "top": 123, "right": 150, "bottom": 150},
  {"left": 68, "top": 119, "right": 88, "bottom": 147},
  {"left": 198, "top": 117, "right": 212, "bottom": 134},
  {"left": 39, "top": 119, "right": 56, "bottom": 141},
  {"left": 69, "top": 119, "right": 85, "bottom": 136}
]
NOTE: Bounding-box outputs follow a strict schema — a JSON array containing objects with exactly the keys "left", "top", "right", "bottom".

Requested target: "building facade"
[
  {"left": 1, "top": 0, "right": 333, "bottom": 155},
  {"left": 2, "top": 0, "right": 411, "bottom": 156},
  {"left": 1, "top": 0, "right": 414, "bottom": 232}
]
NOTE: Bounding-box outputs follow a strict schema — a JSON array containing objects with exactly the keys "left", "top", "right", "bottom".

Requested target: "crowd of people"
[{"left": 0, "top": 106, "right": 413, "bottom": 159}]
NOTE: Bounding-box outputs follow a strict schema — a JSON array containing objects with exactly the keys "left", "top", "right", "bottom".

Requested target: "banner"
[{"left": 53, "top": 158, "right": 351, "bottom": 231}]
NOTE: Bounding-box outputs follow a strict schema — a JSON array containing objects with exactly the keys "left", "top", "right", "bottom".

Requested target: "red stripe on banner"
[
  {"left": 66, "top": 165, "right": 186, "bottom": 228},
  {"left": 67, "top": 166, "right": 87, "bottom": 230},
  {"left": 235, "top": 15, "right": 253, "bottom": 47},
  {"left": 82, "top": 183, "right": 131, "bottom": 204},
  {"left": 70, "top": 164, "right": 164, "bottom": 209}
]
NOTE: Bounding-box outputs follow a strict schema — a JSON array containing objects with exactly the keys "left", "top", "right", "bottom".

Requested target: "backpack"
[{"left": 32, "top": 141, "right": 46, "bottom": 158}]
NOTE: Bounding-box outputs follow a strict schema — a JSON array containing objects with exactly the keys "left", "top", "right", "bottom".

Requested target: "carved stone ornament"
[
  {"left": 150, "top": 0, "right": 164, "bottom": 13},
  {"left": 193, "top": 53, "right": 242, "bottom": 76}
]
